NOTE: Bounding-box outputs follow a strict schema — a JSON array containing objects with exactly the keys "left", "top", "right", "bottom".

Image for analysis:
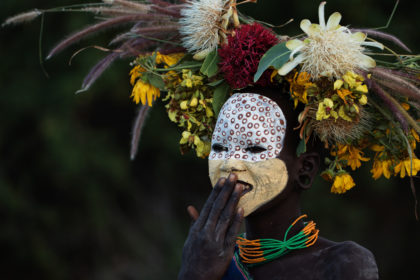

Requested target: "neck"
[{"left": 245, "top": 189, "right": 303, "bottom": 240}]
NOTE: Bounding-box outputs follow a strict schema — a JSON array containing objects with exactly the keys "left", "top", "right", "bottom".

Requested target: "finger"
[
  {"left": 187, "top": 205, "right": 199, "bottom": 222},
  {"left": 204, "top": 173, "right": 237, "bottom": 231},
  {"left": 215, "top": 183, "right": 243, "bottom": 238},
  {"left": 194, "top": 177, "right": 226, "bottom": 229},
  {"left": 225, "top": 207, "right": 244, "bottom": 248}
]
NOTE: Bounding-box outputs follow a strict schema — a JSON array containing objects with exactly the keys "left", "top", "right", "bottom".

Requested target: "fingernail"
[
  {"left": 236, "top": 183, "right": 245, "bottom": 192},
  {"left": 229, "top": 173, "right": 236, "bottom": 181}
]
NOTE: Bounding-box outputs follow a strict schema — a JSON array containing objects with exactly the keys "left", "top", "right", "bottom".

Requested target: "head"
[{"left": 208, "top": 88, "right": 320, "bottom": 217}]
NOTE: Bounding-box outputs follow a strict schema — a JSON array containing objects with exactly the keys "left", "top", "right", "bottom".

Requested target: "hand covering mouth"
[{"left": 237, "top": 180, "right": 253, "bottom": 196}]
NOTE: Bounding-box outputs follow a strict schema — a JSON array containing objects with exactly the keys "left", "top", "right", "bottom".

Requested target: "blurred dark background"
[{"left": 1, "top": 0, "right": 419, "bottom": 279}]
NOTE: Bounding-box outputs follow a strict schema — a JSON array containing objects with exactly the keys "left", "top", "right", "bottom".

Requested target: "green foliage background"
[{"left": 1, "top": 0, "right": 419, "bottom": 279}]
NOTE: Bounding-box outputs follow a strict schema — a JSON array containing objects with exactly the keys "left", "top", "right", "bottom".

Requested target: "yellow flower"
[
  {"left": 359, "top": 95, "right": 368, "bottom": 105},
  {"left": 334, "top": 144, "right": 370, "bottom": 171},
  {"left": 287, "top": 72, "right": 313, "bottom": 107},
  {"left": 180, "top": 131, "right": 210, "bottom": 158},
  {"left": 194, "top": 135, "right": 211, "bottom": 158},
  {"left": 411, "top": 129, "right": 420, "bottom": 150},
  {"left": 130, "top": 65, "right": 145, "bottom": 86},
  {"left": 338, "top": 105, "right": 352, "bottom": 122},
  {"left": 370, "top": 144, "right": 385, "bottom": 152},
  {"left": 394, "top": 158, "right": 420, "bottom": 178},
  {"left": 155, "top": 52, "right": 184, "bottom": 67},
  {"left": 371, "top": 159, "right": 392, "bottom": 180},
  {"left": 334, "top": 79, "right": 344, "bottom": 90},
  {"left": 131, "top": 79, "right": 160, "bottom": 106},
  {"left": 331, "top": 173, "right": 355, "bottom": 194},
  {"left": 316, "top": 98, "right": 338, "bottom": 120},
  {"left": 401, "top": 103, "right": 410, "bottom": 111},
  {"left": 336, "top": 88, "right": 352, "bottom": 104}
]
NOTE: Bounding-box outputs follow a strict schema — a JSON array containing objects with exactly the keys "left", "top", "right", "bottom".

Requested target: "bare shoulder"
[{"left": 315, "top": 240, "right": 379, "bottom": 280}]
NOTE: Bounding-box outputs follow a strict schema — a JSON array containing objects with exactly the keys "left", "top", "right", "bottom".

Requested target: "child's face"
[{"left": 208, "top": 93, "right": 289, "bottom": 216}]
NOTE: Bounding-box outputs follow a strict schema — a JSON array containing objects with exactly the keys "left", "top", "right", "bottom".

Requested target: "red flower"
[{"left": 218, "top": 23, "right": 278, "bottom": 89}]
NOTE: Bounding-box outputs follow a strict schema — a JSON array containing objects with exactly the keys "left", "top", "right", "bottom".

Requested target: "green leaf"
[
  {"left": 145, "top": 73, "right": 165, "bottom": 90},
  {"left": 254, "top": 42, "right": 291, "bottom": 82},
  {"left": 200, "top": 49, "right": 220, "bottom": 78},
  {"left": 296, "top": 139, "right": 307, "bottom": 157},
  {"left": 207, "top": 79, "right": 224, "bottom": 87},
  {"left": 212, "top": 82, "right": 230, "bottom": 117}
]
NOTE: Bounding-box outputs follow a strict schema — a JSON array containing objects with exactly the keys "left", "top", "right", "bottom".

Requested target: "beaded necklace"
[{"left": 237, "top": 215, "right": 319, "bottom": 267}]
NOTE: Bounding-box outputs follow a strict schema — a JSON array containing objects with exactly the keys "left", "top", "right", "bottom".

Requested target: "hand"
[{"left": 178, "top": 174, "right": 245, "bottom": 280}]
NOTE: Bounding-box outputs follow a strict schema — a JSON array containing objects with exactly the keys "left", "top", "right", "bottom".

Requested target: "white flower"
[
  {"left": 278, "top": 2, "right": 383, "bottom": 79},
  {"left": 179, "top": 0, "right": 231, "bottom": 60}
]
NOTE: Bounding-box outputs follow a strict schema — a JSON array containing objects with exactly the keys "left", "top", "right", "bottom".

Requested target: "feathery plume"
[{"left": 2, "top": 9, "right": 42, "bottom": 27}]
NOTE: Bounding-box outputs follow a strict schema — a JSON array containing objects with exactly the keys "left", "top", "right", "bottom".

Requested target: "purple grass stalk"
[
  {"left": 47, "top": 14, "right": 170, "bottom": 59},
  {"left": 131, "top": 25, "right": 179, "bottom": 33},
  {"left": 375, "top": 67, "right": 420, "bottom": 85},
  {"left": 372, "top": 68, "right": 420, "bottom": 101},
  {"left": 351, "top": 28, "right": 411, "bottom": 53},
  {"left": 365, "top": 78, "right": 409, "bottom": 132},
  {"left": 77, "top": 52, "right": 120, "bottom": 93},
  {"left": 151, "top": 5, "right": 181, "bottom": 18},
  {"left": 130, "top": 105, "right": 151, "bottom": 160},
  {"left": 148, "top": 0, "right": 171, "bottom": 7},
  {"left": 159, "top": 46, "right": 186, "bottom": 54},
  {"left": 109, "top": 26, "right": 179, "bottom": 45},
  {"left": 120, "top": 39, "right": 158, "bottom": 58},
  {"left": 110, "top": 0, "right": 151, "bottom": 12},
  {"left": 82, "top": 7, "right": 140, "bottom": 16},
  {"left": 377, "top": 79, "right": 420, "bottom": 102},
  {"left": 168, "top": 4, "right": 187, "bottom": 10}
]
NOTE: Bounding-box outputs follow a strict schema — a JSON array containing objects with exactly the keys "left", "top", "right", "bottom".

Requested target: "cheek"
[
  {"left": 208, "top": 160, "right": 223, "bottom": 187},
  {"left": 239, "top": 159, "right": 289, "bottom": 216}
]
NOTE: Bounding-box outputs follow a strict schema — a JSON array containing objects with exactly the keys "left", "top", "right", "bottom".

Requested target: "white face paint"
[{"left": 208, "top": 93, "right": 289, "bottom": 216}]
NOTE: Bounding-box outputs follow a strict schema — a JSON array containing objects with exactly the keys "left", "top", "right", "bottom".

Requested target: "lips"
[{"left": 237, "top": 179, "right": 253, "bottom": 196}]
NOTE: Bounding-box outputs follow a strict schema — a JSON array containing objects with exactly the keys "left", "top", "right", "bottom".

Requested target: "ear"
[{"left": 296, "top": 152, "right": 320, "bottom": 190}]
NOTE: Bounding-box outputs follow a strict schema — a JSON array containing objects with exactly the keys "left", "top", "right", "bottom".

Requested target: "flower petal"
[
  {"left": 307, "top": 24, "right": 321, "bottom": 36},
  {"left": 351, "top": 32, "right": 367, "bottom": 42},
  {"left": 361, "top": 41, "right": 384, "bottom": 50},
  {"left": 286, "top": 39, "right": 304, "bottom": 50},
  {"left": 318, "top": 1, "right": 326, "bottom": 29},
  {"left": 358, "top": 54, "right": 376, "bottom": 69},
  {"left": 300, "top": 19, "right": 312, "bottom": 34},
  {"left": 289, "top": 44, "right": 304, "bottom": 59},
  {"left": 277, "top": 54, "right": 305, "bottom": 76},
  {"left": 326, "top": 12, "right": 342, "bottom": 30}
]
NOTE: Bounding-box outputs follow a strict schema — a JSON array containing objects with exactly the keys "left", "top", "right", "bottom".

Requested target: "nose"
[{"left": 220, "top": 159, "right": 247, "bottom": 173}]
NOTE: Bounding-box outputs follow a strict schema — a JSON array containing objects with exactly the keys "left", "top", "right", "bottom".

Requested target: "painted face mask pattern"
[
  {"left": 208, "top": 93, "right": 289, "bottom": 216},
  {"left": 209, "top": 93, "right": 286, "bottom": 161}
]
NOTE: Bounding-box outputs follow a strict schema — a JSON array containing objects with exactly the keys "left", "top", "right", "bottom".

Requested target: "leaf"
[
  {"left": 296, "top": 139, "right": 307, "bottom": 157},
  {"left": 212, "top": 82, "right": 230, "bottom": 117},
  {"left": 254, "top": 42, "right": 291, "bottom": 82},
  {"left": 146, "top": 73, "right": 165, "bottom": 90},
  {"left": 200, "top": 48, "right": 220, "bottom": 78},
  {"left": 207, "top": 79, "right": 224, "bottom": 87}
]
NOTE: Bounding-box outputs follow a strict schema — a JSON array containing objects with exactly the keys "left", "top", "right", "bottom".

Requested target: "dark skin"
[
  {"left": 178, "top": 90, "right": 378, "bottom": 280},
  {"left": 178, "top": 174, "right": 245, "bottom": 280}
]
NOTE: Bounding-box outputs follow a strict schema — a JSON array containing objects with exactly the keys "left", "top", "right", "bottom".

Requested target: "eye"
[
  {"left": 212, "top": 143, "right": 228, "bottom": 152},
  {"left": 245, "top": 145, "right": 267, "bottom": 154}
]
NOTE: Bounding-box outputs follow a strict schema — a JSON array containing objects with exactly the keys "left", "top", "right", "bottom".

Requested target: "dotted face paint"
[
  {"left": 209, "top": 93, "right": 287, "bottom": 162},
  {"left": 208, "top": 93, "right": 289, "bottom": 217}
]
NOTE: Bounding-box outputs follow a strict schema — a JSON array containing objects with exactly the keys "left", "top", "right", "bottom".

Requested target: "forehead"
[{"left": 210, "top": 93, "right": 287, "bottom": 161}]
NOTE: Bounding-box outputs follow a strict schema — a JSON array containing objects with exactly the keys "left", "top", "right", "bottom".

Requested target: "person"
[{"left": 178, "top": 89, "right": 379, "bottom": 280}]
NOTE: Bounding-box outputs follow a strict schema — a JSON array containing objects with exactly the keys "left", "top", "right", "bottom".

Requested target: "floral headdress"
[{"left": 5, "top": 1, "right": 420, "bottom": 209}]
